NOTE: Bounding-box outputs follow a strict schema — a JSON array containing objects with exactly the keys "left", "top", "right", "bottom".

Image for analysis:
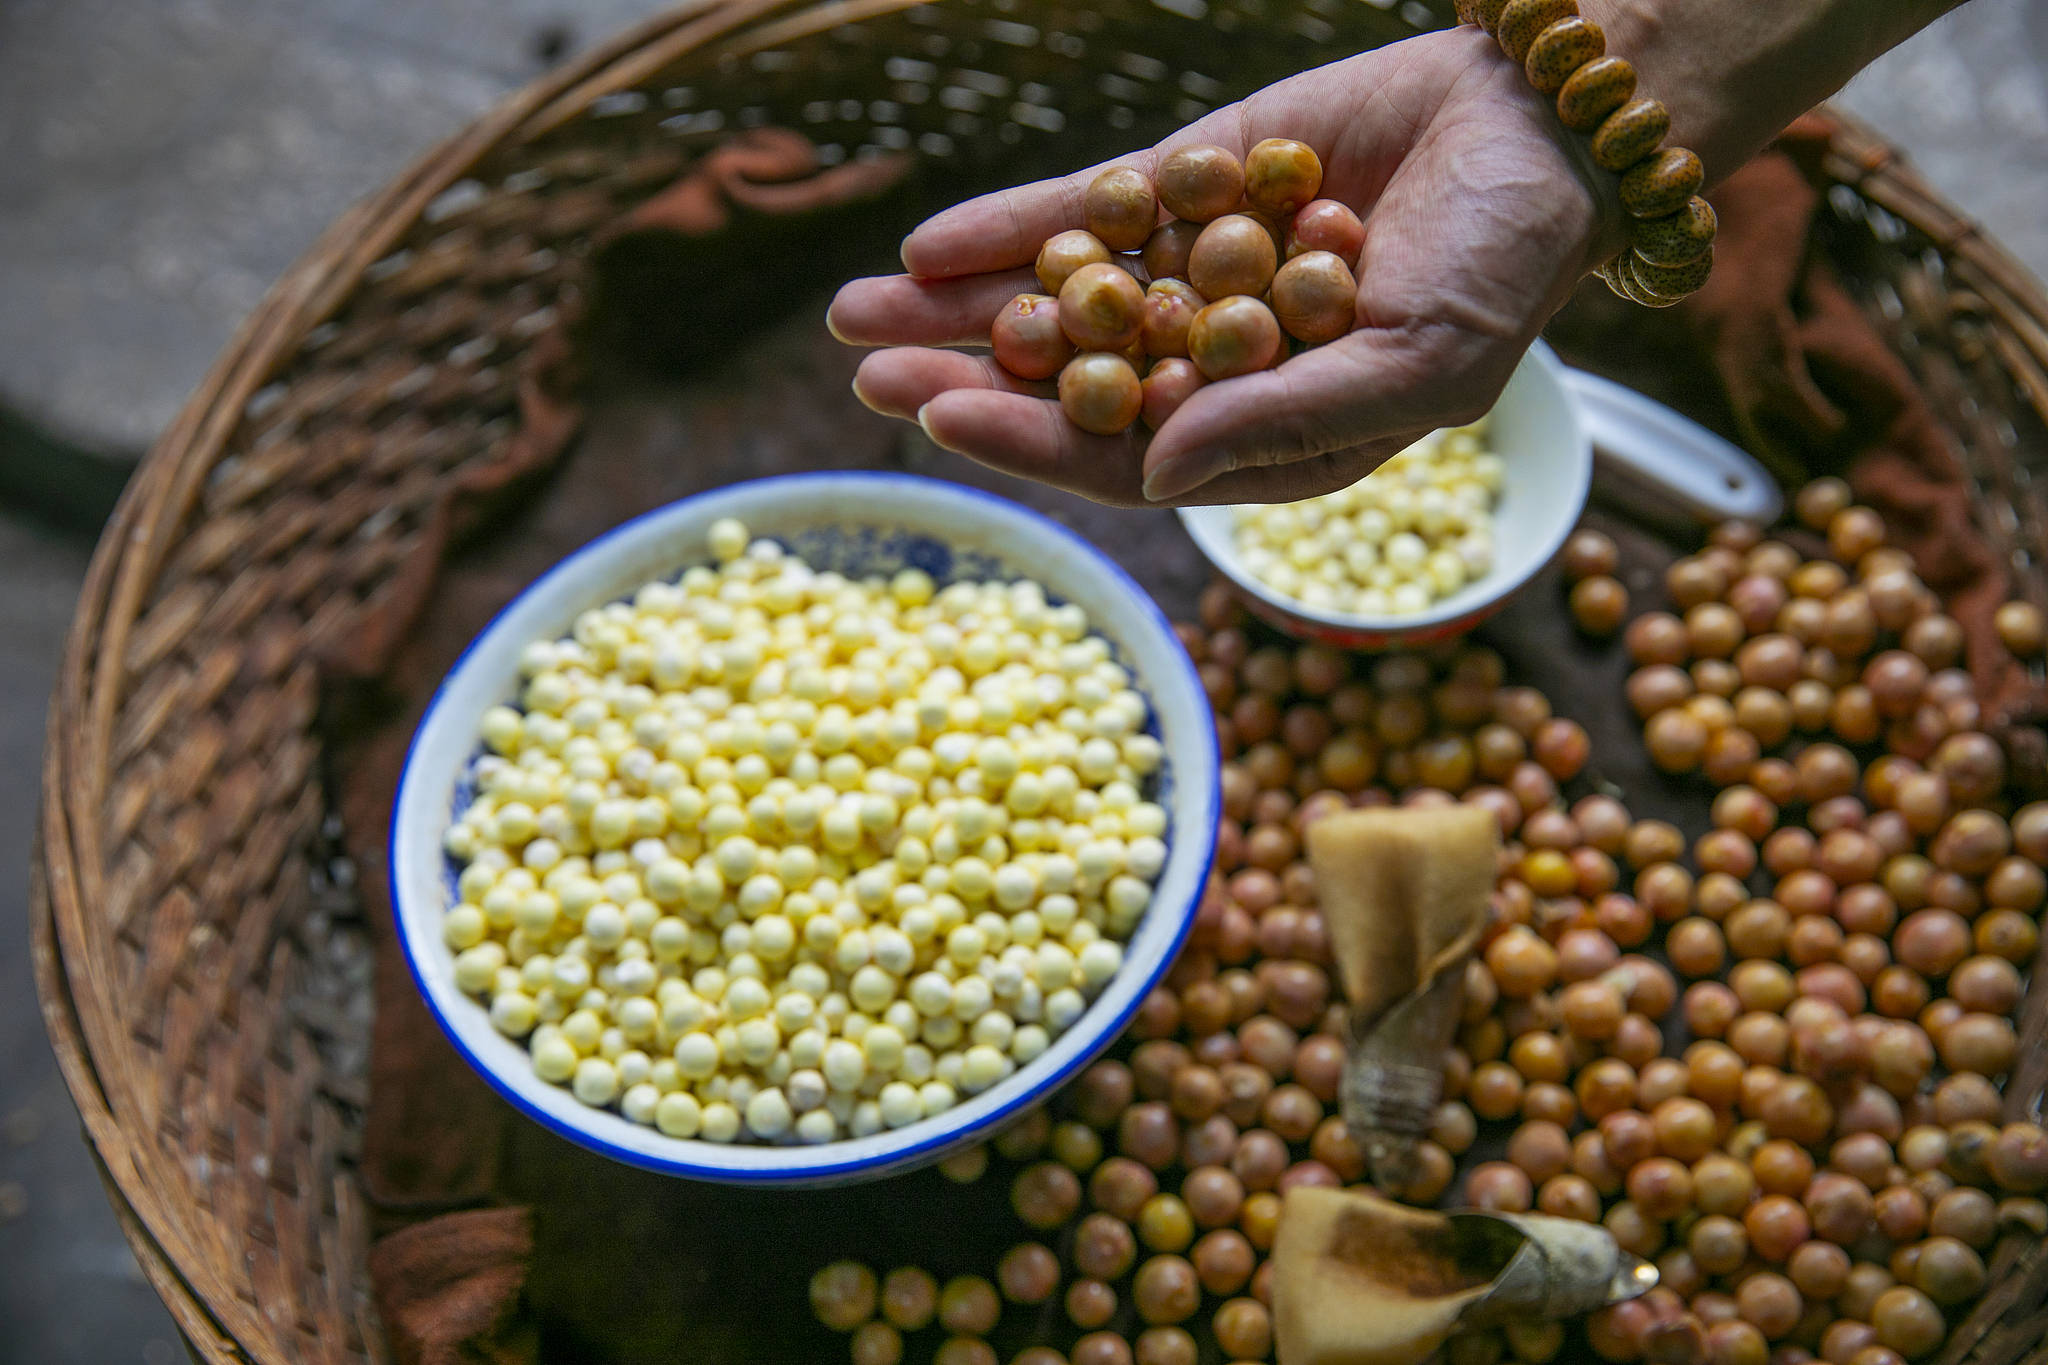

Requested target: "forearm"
[{"left": 1582, "top": 0, "right": 1966, "bottom": 183}]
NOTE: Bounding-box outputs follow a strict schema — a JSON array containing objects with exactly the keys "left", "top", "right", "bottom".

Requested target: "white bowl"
[
  {"left": 1177, "top": 342, "right": 1590, "bottom": 650},
  {"left": 390, "top": 472, "right": 1220, "bottom": 1186}
]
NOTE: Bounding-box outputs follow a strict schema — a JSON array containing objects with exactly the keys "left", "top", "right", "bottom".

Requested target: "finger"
[
  {"left": 901, "top": 155, "right": 1149, "bottom": 281},
  {"left": 828, "top": 269, "right": 1041, "bottom": 347},
  {"left": 1138, "top": 321, "right": 1513, "bottom": 502},
  {"left": 1170, "top": 437, "right": 1425, "bottom": 508},
  {"left": 852, "top": 348, "right": 1046, "bottom": 420},
  {"left": 917, "top": 389, "right": 1150, "bottom": 506}
]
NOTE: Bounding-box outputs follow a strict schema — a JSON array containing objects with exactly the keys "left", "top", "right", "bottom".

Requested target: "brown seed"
[
  {"left": 1562, "top": 529, "right": 1620, "bottom": 579},
  {"left": 1140, "top": 279, "right": 1206, "bottom": 359},
  {"left": 811, "top": 1261, "right": 879, "bottom": 1331},
  {"left": 1627, "top": 610, "right": 1689, "bottom": 665},
  {"left": 1269, "top": 250, "right": 1356, "bottom": 343},
  {"left": 1214, "top": 1297, "right": 1274, "bottom": 1360},
  {"left": 1995, "top": 600, "right": 2045, "bottom": 657},
  {"left": 1156, "top": 145, "right": 1246, "bottom": 223},
  {"left": 1059, "top": 263, "right": 1147, "bottom": 351},
  {"left": 939, "top": 1275, "right": 1001, "bottom": 1335},
  {"left": 1286, "top": 199, "right": 1365, "bottom": 264},
  {"left": 1828, "top": 505, "right": 1887, "bottom": 562},
  {"left": 851, "top": 1322, "right": 903, "bottom": 1365},
  {"left": 1556, "top": 54, "right": 1637, "bottom": 132},
  {"left": 1734, "top": 1272, "right": 1802, "bottom": 1341},
  {"left": 934, "top": 1339, "right": 998, "bottom": 1365},
  {"left": 1036, "top": 229, "right": 1114, "bottom": 295},
  {"left": 1244, "top": 138, "right": 1325, "bottom": 217},
  {"left": 998, "top": 1242, "right": 1062, "bottom": 1305},
  {"left": 1142, "top": 220, "right": 1203, "bottom": 282},
  {"left": 1012, "top": 1161, "right": 1082, "bottom": 1230},
  {"left": 1133, "top": 1254, "right": 1200, "bottom": 1324},
  {"left": 1066, "top": 1278, "right": 1118, "bottom": 1331},
  {"left": 1085, "top": 166, "right": 1160, "bottom": 252},
  {"left": 1571, "top": 576, "right": 1630, "bottom": 636},
  {"left": 1140, "top": 357, "right": 1205, "bottom": 431},
  {"left": 1191, "top": 1228, "right": 1255, "bottom": 1294},
  {"left": 1793, "top": 477, "right": 1848, "bottom": 529},
  {"left": 1904, "top": 613, "right": 1965, "bottom": 669},
  {"left": 1188, "top": 296, "right": 1283, "bottom": 380},
  {"left": 1189, "top": 216, "right": 1280, "bottom": 303},
  {"left": 1645, "top": 709, "right": 1708, "bottom": 772},
  {"left": 1057, "top": 353, "right": 1145, "bottom": 436},
  {"left": 991, "top": 293, "right": 1078, "bottom": 380},
  {"left": 1870, "top": 1286, "right": 1944, "bottom": 1360}
]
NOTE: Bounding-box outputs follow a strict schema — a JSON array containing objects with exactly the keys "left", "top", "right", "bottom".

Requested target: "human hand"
[{"left": 829, "top": 26, "right": 1621, "bottom": 508}]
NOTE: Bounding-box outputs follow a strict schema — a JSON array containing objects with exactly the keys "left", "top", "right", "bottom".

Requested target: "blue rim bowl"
[{"left": 390, "top": 472, "right": 1221, "bottom": 1186}]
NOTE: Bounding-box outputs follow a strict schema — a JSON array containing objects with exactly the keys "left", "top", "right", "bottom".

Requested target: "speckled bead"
[
  {"left": 1629, "top": 246, "right": 1714, "bottom": 300},
  {"left": 1523, "top": 18, "right": 1605, "bottom": 95},
  {"left": 1614, "top": 254, "right": 1684, "bottom": 308},
  {"left": 1619, "top": 147, "right": 1705, "bottom": 218},
  {"left": 1465, "top": 0, "right": 1512, "bottom": 34},
  {"left": 1555, "top": 56, "right": 1637, "bottom": 133},
  {"left": 1631, "top": 196, "right": 1718, "bottom": 267},
  {"left": 1495, "top": 0, "right": 1578, "bottom": 65},
  {"left": 1591, "top": 96, "right": 1670, "bottom": 172}
]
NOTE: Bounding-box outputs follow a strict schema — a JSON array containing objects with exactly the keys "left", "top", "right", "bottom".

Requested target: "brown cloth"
[{"left": 331, "top": 112, "right": 2029, "bottom": 1364}]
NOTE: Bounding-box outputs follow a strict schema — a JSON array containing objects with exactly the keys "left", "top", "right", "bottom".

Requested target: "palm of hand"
[{"left": 829, "top": 27, "right": 1611, "bottom": 508}]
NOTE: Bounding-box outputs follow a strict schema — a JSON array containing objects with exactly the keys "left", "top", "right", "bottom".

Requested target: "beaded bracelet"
[{"left": 1456, "top": 0, "right": 1717, "bottom": 308}]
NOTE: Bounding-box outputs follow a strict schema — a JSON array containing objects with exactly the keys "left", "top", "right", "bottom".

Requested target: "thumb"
[{"left": 1139, "top": 320, "right": 1518, "bottom": 503}]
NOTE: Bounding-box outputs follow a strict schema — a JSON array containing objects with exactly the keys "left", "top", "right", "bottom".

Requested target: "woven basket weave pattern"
[{"left": 31, "top": 3, "right": 2048, "bottom": 1364}]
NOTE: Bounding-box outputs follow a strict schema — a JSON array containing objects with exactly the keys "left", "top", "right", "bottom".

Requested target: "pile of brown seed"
[
  {"left": 993, "top": 141, "right": 1365, "bottom": 437},
  {"left": 808, "top": 492, "right": 2048, "bottom": 1365}
]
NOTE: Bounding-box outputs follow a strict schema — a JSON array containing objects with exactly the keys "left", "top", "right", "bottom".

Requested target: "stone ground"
[{"left": 1, "top": 0, "right": 2044, "bottom": 1358}]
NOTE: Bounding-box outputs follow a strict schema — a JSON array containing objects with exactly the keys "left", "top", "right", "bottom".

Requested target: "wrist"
[{"left": 1579, "top": 0, "right": 1964, "bottom": 184}]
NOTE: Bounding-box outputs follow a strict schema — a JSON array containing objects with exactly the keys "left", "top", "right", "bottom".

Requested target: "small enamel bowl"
[
  {"left": 390, "top": 472, "right": 1220, "bottom": 1186},
  {"left": 1177, "top": 342, "right": 1591, "bottom": 651}
]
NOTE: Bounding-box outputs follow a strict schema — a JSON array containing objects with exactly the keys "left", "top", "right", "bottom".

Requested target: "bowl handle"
[{"left": 1561, "top": 367, "right": 1785, "bottom": 526}]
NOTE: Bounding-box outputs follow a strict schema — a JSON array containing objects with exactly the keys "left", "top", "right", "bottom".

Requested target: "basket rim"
[{"left": 28, "top": 0, "right": 2048, "bottom": 1346}]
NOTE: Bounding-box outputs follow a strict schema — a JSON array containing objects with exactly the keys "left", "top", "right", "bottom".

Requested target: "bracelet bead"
[
  {"left": 1524, "top": 18, "right": 1606, "bottom": 95},
  {"left": 1591, "top": 96, "right": 1670, "bottom": 172},
  {"left": 1614, "top": 254, "right": 1684, "bottom": 308},
  {"left": 1464, "top": 5, "right": 1709, "bottom": 306},
  {"left": 1461, "top": 0, "right": 1512, "bottom": 34},
  {"left": 1630, "top": 196, "right": 1718, "bottom": 268},
  {"left": 1629, "top": 247, "right": 1714, "bottom": 301},
  {"left": 1496, "top": 0, "right": 1578, "bottom": 65},
  {"left": 1619, "top": 147, "right": 1705, "bottom": 219},
  {"left": 1555, "top": 56, "right": 1637, "bottom": 133}
]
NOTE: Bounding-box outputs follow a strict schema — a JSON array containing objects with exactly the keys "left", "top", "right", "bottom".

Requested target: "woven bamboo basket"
[{"left": 31, "top": 1, "right": 2048, "bottom": 1362}]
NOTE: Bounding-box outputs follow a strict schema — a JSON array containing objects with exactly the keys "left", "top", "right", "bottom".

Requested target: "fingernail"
[
  {"left": 1144, "top": 447, "right": 1234, "bottom": 503},
  {"left": 916, "top": 403, "right": 963, "bottom": 453},
  {"left": 851, "top": 374, "right": 880, "bottom": 412},
  {"left": 825, "top": 308, "right": 849, "bottom": 344}
]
